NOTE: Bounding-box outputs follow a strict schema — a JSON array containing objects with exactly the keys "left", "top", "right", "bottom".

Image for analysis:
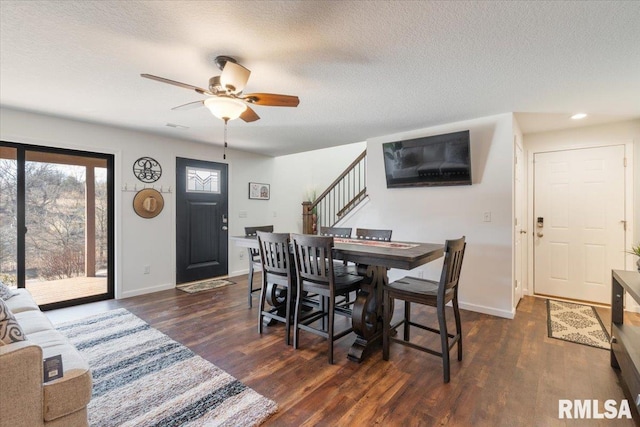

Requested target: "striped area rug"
[{"left": 55, "top": 308, "right": 277, "bottom": 426}]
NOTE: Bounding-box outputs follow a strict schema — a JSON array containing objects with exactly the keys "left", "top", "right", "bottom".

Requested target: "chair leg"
[
  {"left": 453, "top": 296, "right": 462, "bottom": 361},
  {"left": 258, "top": 277, "right": 267, "bottom": 335},
  {"left": 328, "top": 295, "right": 335, "bottom": 364},
  {"left": 293, "top": 288, "right": 301, "bottom": 349},
  {"left": 403, "top": 301, "right": 411, "bottom": 341},
  {"left": 284, "top": 285, "right": 292, "bottom": 346},
  {"left": 383, "top": 289, "right": 390, "bottom": 361},
  {"left": 437, "top": 303, "right": 450, "bottom": 383},
  {"left": 321, "top": 296, "right": 327, "bottom": 331},
  {"left": 248, "top": 259, "right": 255, "bottom": 308}
]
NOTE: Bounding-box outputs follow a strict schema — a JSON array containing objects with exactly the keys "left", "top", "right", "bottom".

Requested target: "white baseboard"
[
  {"left": 118, "top": 282, "right": 175, "bottom": 299},
  {"left": 458, "top": 301, "right": 515, "bottom": 319},
  {"left": 229, "top": 268, "right": 249, "bottom": 277},
  {"left": 626, "top": 300, "right": 640, "bottom": 314}
]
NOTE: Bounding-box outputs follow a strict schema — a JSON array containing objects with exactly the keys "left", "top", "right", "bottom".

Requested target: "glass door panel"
[
  {"left": 24, "top": 151, "right": 109, "bottom": 306},
  {"left": 0, "top": 147, "right": 18, "bottom": 289}
]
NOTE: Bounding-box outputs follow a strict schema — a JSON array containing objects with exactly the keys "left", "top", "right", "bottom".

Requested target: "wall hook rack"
[{"left": 122, "top": 183, "right": 172, "bottom": 193}]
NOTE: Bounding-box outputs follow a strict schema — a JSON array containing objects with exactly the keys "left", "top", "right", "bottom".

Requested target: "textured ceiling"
[{"left": 1, "top": 1, "right": 639, "bottom": 156}]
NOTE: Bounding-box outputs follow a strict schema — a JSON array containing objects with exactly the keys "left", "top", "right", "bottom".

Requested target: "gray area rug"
[
  {"left": 546, "top": 299, "right": 611, "bottom": 350},
  {"left": 177, "top": 279, "right": 235, "bottom": 294},
  {"left": 55, "top": 308, "right": 277, "bottom": 426}
]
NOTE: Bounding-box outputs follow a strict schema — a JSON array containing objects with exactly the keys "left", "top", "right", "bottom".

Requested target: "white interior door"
[
  {"left": 534, "top": 145, "right": 625, "bottom": 304},
  {"left": 514, "top": 140, "right": 525, "bottom": 308}
]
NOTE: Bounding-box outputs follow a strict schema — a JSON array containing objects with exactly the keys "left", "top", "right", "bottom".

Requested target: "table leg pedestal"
[
  {"left": 262, "top": 282, "right": 288, "bottom": 327},
  {"left": 348, "top": 265, "right": 388, "bottom": 362}
]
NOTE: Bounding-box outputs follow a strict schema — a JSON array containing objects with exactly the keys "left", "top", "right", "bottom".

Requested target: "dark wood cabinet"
[{"left": 611, "top": 269, "right": 640, "bottom": 413}]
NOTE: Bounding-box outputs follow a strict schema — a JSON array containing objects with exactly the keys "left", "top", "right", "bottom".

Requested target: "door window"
[{"left": 186, "top": 167, "right": 221, "bottom": 193}]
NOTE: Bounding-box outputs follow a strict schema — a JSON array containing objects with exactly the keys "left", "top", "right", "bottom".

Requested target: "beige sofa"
[{"left": 0, "top": 289, "right": 92, "bottom": 427}]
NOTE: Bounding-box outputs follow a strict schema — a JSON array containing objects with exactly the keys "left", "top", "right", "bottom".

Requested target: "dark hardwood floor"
[{"left": 46, "top": 274, "right": 640, "bottom": 426}]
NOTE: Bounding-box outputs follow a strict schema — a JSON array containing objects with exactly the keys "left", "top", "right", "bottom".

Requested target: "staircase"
[{"left": 302, "top": 150, "right": 367, "bottom": 234}]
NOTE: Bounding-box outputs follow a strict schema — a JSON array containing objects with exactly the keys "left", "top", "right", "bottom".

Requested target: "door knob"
[
  {"left": 536, "top": 232, "right": 543, "bottom": 238},
  {"left": 519, "top": 230, "right": 527, "bottom": 234},
  {"left": 222, "top": 226, "right": 228, "bottom": 231}
]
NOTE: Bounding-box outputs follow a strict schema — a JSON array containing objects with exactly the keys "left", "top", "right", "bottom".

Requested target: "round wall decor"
[
  {"left": 133, "top": 188, "right": 164, "bottom": 219},
  {"left": 133, "top": 157, "right": 162, "bottom": 183}
]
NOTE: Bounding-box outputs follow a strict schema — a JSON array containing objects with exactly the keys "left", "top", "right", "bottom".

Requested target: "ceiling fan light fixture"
[
  {"left": 204, "top": 97, "right": 247, "bottom": 121},
  {"left": 220, "top": 61, "right": 250, "bottom": 93}
]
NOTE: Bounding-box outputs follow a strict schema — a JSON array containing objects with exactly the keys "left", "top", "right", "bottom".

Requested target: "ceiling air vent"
[{"left": 166, "top": 123, "right": 189, "bottom": 129}]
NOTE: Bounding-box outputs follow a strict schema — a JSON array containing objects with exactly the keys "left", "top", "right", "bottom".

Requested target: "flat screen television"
[{"left": 383, "top": 130, "right": 471, "bottom": 188}]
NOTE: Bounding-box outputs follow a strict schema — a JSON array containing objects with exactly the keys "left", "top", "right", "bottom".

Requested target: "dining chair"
[
  {"left": 319, "top": 226, "right": 352, "bottom": 238},
  {"left": 354, "top": 228, "right": 392, "bottom": 241},
  {"left": 256, "top": 231, "right": 294, "bottom": 345},
  {"left": 319, "top": 226, "right": 358, "bottom": 305},
  {"left": 245, "top": 225, "right": 274, "bottom": 308},
  {"left": 382, "top": 236, "right": 466, "bottom": 383},
  {"left": 291, "top": 233, "right": 363, "bottom": 364}
]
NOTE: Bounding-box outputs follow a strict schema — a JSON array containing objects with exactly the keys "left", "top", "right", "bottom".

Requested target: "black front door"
[{"left": 176, "top": 157, "right": 228, "bottom": 283}]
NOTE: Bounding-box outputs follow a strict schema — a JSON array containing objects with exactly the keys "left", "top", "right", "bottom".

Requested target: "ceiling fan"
[{"left": 141, "top": 55, "right": 299, "bottom": 123}]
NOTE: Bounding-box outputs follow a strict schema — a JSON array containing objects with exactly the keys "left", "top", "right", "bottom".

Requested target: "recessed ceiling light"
[{"left": 571, "top": 113, "right": 587, "bottom": 120}]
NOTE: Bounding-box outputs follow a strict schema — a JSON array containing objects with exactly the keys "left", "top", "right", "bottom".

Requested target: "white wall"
[
  {"left": 226, "top": 140, "right": 367, "bottom": 274},
  {"left": 0, "top": 107, "right": 274, "bottom": 297},
  {"left": 23, "top": 107, "right": 637, "bottom": 319},
  {"left": 267, "top": 141, "right": 367, "bottom": 233},
  {"left": 341, "top": 113, "right": 516, "bottom": 318},
  {"left": 1, "top": 107, "right": 368, "bottom": 291}
]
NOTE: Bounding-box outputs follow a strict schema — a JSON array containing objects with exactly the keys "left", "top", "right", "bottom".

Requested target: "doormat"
[
  {"left": 546, "top": 299, "right": 610, "bottom": 350},
  {"left": 177, "top": 279, "right": 235, "bottom": 294}
]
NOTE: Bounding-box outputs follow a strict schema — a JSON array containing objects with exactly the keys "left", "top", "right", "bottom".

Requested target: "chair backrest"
[
  {"left": 438, "top": 236, "right": 466, "bottom": 299},
  {"left": 245, "top": 225, "right": 274, "bottom": 237},
  {"left": 291, "top": 233, "right": 335, "bottom": 287},
  {"left": 257, "top": 231, "right": 292, "bottom": 285},
  {"left": 245, "top": 225, "right": 274, "bottom": 257},
  {"left": 354, "top": 228, "right": 392, "bottom": 241},
  {"left": 319, "top": 227, "right": 352, "bottom": 238}
]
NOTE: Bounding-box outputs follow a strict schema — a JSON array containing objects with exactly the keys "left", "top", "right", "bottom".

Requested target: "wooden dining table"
[{"left": 231, "top": 234, "right": 444, "bottom": 362}]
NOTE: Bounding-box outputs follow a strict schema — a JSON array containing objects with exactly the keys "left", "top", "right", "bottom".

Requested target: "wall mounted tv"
[{"left": 383, "top": 130, "right": 471, "bottom": 188}]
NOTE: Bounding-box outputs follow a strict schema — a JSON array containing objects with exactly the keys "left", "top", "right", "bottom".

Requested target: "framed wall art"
[{"left": 248, "top": 182, "right": 270, "bottom": 200}]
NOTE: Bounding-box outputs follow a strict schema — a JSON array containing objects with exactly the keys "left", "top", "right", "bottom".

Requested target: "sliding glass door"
[
  {"left": 0, "top": 146, "right": 18, "bottom": 287},
  {"left": 0, "top": 142, "right": 114, "bottom": 309}
]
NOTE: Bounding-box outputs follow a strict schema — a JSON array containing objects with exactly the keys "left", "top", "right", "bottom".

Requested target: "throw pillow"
[
  {"left": 0, "top": 298, "right": 26, "bottom": 344},
  {"left": 0, "top": 281, "right": 18, "bottom": 300}
]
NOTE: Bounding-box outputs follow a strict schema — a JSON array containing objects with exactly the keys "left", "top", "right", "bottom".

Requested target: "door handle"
[
  {"left": 537, "top": 232, "right": 543, "bottom": 238},
  {"left": 222, "top": 226, "right": 228, "bottom": 231},
  {"left": 519, "top": 230, "right": 527, "bottom": 234}
]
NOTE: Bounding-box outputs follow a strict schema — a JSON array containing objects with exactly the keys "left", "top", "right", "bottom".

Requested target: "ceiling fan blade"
[
  {"left": 240, "top": 106, "right": 260, "bottom": 122},
  {"left": 220, "top": 62, "right": 251, "bottom": 93},
  {"left": 141, "top": 74, "right": 210, "bottom": 95},
  {"left": 243, "top": 93, "right": 299, "bottom": 107},
  {"left": 171, "top": 100, "right": 204, "bottom": 111}
]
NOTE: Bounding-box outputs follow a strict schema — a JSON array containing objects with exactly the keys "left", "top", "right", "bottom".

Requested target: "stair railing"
[{"left": 302, "top": 150, "right": 367, "bottom": 234}]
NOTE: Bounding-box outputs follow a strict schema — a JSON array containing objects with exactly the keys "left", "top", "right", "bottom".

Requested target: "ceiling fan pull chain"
[{"left": 223, "top": 119, "right": 228, "bottom": 160}]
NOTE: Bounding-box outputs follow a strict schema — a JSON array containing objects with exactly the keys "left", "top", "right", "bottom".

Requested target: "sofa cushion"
[
  {"left": 0, "top": 298, "right": 27, "bottom": 344},
  {"left": 14, "top": 309, "right": 56, "bottom": 335},
  {"left": 0, "top": 281, "right": 18, "bottom": 300},
  {"left": 4, "top": 289, "right": 40, "bottom": 314}
]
